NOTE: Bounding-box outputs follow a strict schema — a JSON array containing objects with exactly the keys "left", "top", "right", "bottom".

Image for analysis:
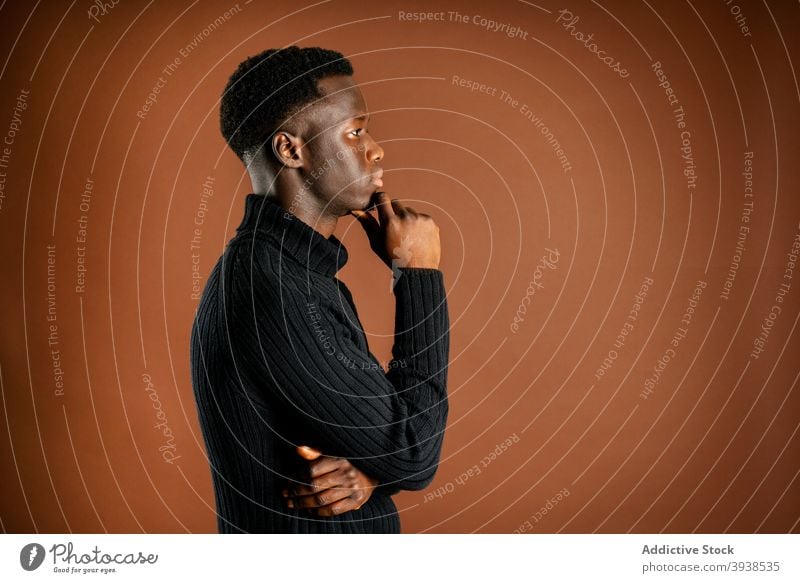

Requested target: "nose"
[{"left": 366, "top": 133, "right": 383, "bottom": 163}]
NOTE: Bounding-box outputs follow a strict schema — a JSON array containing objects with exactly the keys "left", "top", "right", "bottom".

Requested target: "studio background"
[{"left": 0, "top": 0, "right": 798, "bottom": 533}]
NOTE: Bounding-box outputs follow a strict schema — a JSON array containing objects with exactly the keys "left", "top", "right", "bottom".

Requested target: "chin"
[
  {"left": 363, "top": 189, "right": 382, "bottom": 210},
  {"left": 336, "top": 192, "right": 371, "bottom": 216},
  {"left": 347, "top": 191, "right": 376, "bottom": 213}
]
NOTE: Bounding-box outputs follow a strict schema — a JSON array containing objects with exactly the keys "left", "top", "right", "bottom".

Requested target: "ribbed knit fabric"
[{"left": 190, "top": 193, "right": 450, "bottom": 533}]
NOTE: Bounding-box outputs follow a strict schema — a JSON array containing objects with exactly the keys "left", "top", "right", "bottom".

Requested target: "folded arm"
[{"left": 229, "top": 257, "right": 450, "bottom": 492}]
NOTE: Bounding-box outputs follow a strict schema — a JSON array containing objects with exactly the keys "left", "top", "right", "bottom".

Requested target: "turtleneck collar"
[{"left": 236, "top": 193, "right": 348, "bottom": 277}]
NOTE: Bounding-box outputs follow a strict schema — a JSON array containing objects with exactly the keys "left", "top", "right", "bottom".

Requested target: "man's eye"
[{"left": 350, "top": 128, "right": 364, "bottom": 137}]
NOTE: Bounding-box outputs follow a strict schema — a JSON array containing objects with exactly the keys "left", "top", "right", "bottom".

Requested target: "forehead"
[{"left": 307, "top": 75, "right": 367, "bottom": 127}]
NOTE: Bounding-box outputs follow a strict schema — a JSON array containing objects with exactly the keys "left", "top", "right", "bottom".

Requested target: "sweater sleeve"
[{"left": 230, "top": 256, "right": 450, "bottom": 492}]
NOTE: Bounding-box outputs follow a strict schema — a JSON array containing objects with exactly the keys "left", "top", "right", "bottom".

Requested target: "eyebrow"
[{"left": 353, "top": 114, "right": 370, "bottom": 122}]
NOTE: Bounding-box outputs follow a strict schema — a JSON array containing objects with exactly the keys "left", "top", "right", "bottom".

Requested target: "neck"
[
  {"left": 262, "top": 191, "right": 339, "bottom": 239},
  {"left": 250, "top": 166, "right": 338, "bottom": 239}
]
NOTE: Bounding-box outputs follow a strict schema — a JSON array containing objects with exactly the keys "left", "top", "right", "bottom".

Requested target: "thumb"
[
  {"left": 296, "top": 445, "right": 322, "bottom": 460},
  {"left": 374, "top": 191, "right": 395, "bottom": 226},
  {"left": 350, "top": 208, "right": 380, "bottom": 238}
]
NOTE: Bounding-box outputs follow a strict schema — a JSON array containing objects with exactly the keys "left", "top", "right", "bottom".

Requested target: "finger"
[
  {"left": 290, "top": 467, "right": 351, "bottom": 496},
  {"left": 349, "top": 209, "right": 369, "bottom": 221},
  {"left": 316, "top": 495, "right": 362, "bottom": 517},
  {"left": 390, "top": 198, "right": 406, "bottom": 217},
  {"left": 404, "top": 206, "right": 418, "bottom": 216},
  {"left": 289, "top": 486, "right": 352, "bottom": 509},
  {"left": 375, "top": 191, "right": 396, "bottom": 224},
  {"left": 307, "top": 455, "right": 346, "bottom": 478},
  {"left": 296, "top": 445, "right": 322, "bottom": 460},
  {"left": 283, "top": 456, "right": 343, "bottom": 494},
  {"left": 350, "top": 209, "right": 380, "bottom": 237}
]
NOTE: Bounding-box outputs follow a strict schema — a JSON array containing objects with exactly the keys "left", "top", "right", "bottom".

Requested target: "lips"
[{"left": 370, "top": 169, "right": 383, "bottom": 189}]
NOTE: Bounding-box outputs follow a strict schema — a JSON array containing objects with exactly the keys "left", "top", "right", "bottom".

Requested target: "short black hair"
[{"left": 220, "top": 46, "right": 353, "bottom": 162}]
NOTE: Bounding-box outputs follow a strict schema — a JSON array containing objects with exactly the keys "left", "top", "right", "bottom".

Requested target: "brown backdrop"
[{"left": 0, "top": 0, "right": 798, "bottom": 533}]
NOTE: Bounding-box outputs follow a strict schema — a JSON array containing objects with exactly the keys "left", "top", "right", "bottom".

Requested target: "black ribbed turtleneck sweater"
[{"left": 190, "top": 193, "right": 450, "bottom": 533}]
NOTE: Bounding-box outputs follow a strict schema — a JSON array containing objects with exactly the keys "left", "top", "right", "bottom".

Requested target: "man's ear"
[{"left": 271, "top": 131, "right": 304, "bottom": 169}]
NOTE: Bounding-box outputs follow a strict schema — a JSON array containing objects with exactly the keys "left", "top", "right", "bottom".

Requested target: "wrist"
[{"left": 404, "top": 260, "right": 439, "bottom": 269}]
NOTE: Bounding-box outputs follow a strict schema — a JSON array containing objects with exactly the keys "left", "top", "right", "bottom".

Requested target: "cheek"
[
  {"left": 331, "top": 149, "right": 367, "bottom": 185},
  {"left": 310, "top": 138, "right": 368, "bottom": 196}
]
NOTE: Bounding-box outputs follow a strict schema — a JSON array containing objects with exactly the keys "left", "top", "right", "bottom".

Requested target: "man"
[{"left": 190, "top": 46, "right": 450, "bottom": 533}]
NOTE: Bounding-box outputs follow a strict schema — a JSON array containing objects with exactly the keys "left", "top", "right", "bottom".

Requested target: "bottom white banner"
[{"left": 1, "top": 534, "right": 797, "bottom": 582}]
